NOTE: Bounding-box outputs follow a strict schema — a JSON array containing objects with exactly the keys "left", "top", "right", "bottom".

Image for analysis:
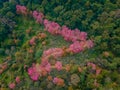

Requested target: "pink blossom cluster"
[
  {"left": 68, "top": 40, "right": 94, "bottom": 53},
  {"left": 43, "top": 20, "right": 94, "bottom": 53},
  {"left": 29, "top": 37, "right": 36, "bottom": 45},
  {"left": 9, "top": 76, "right": 20, "bottom": 89},
  {"left": 33, "top": 10, "right": 44, "bottom": 24},
  {"left": 15, "top": 76, "right": 20, "bottom": 83},
  {"left": 55, "top": 61, "right": 62, "bottom": 71},
  {"left": 28, "top": 58, "right": 63, "bottom": 81},
  {"left": 42, "top": 48, "right": 64, "bottom": 59},
  {"left": 28, "top": 62, "right": 51, "bottom": 81},
  {"left": 43, "top": 20, "right": 87, "bottom": 42},
  {"left": 28, "top": 48, "right": 64, "bottom": 81},
  {"left": 43, "top": 20, "right": 94, "bottom": 54},
  {"left": 16, "top": 5, "right": 27, "bottom": 15},
  {"left": 40, "top": 60, "right": 51, "bottom": 73},
  {"left": 53, "top": 77, "right": 65, "bottom": 86},
  {"left": 61, "top": 26, "right": 87, "bottom": 42},
  {"left": 9, "top": 83, "right": 15, "bottom": 89},
  {"left": 28, "top": 63, "right": 41, "bottom": 81},
  {"left": 43, "top": 19, "right": 61, "bottom": 35},
  {"left": 68, "top": 41, "right": 85, "bottom": 53}
]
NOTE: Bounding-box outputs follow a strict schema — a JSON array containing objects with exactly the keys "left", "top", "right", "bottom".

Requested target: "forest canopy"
[{"left": 0, "top": 0, "right": 120, "bottom": 90}]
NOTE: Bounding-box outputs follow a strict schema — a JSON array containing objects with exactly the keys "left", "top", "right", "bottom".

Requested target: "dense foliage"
[
  {"left": 0, "top": 0, "right": 120, "bottom": 90},
  {"left": 0, "top": 1, "right": 16, "bottom": 44}
]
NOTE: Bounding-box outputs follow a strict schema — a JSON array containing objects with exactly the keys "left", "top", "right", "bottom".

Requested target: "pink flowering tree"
[
  {"left": 16, "top": 5, "right": 27, "bottom": 16},
  {"left": 33, "top": 10, "right": 44, "bottom": 24},
  {"left": 43, "top": 19, "right": 61, "bottom": 35},
  {"left": 55, "top": 61, "right": 62, "bottom": 71}
]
